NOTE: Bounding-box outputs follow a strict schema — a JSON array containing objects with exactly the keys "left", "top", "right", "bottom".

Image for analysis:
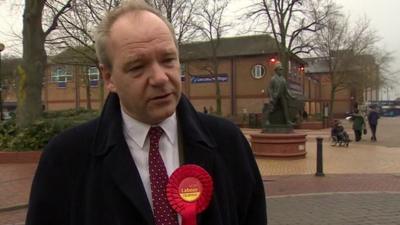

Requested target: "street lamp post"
[{"left": 0, "top": 43, "right": 4, "bottom": 121}]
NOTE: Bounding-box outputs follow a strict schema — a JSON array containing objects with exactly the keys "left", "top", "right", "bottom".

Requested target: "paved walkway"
[
  {"left": 256, "top": 141, "right": 400, "bottom": 176},
  {"left": 251, "top": 117, "right": 400, "bottom": 225},
  {"left": 264, "top": 174, "right": 400, "bottom": 224},
  {"left": 1, "top": 117, "right": 400, "bottom": 225},
  {"left": 268, "top": 193, "right": 400, "bottom": 225},
  {"left": 0, "top": 164, "right": 35, "bottom": 225}
]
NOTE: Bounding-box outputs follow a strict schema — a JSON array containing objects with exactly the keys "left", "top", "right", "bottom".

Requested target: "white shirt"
[{"left": 121, "top": 109, "right": 180, "bottom": 210}]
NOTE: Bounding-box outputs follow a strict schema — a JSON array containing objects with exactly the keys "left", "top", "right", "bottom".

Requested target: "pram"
[{"left": 331, "top": 121, "right": 350, "bottom": 147}]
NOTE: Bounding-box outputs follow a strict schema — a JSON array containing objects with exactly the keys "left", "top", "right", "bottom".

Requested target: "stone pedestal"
[{"left": 250, "top": 133, "right": 307, "bottom": 157}]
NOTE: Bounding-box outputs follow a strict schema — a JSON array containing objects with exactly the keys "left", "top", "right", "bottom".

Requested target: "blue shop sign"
[{"left": 191, "top": 74, "right": 229, "bottom": 84}]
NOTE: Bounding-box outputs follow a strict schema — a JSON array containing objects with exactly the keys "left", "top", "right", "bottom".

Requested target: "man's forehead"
[
  {"left": 109, "top": 11, "right": 174, "bottom": 43},
  {"left": 107, "top": 10, "right": 177, "bottom": 54},
  {"left": 111, "top": 10, "right": 168, "bottom": 33},
  {"left": 126, "top": 46, "right": 178, "bottom": 58}
]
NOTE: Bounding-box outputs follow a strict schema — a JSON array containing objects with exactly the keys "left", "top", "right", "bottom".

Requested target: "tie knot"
[{"left": 149, "top": 126, "right": 163, "bottom": 142}]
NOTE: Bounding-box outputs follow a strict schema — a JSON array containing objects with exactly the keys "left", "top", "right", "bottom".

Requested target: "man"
[
  {"left": 26, "top": 1, "right": 266, "bottom": 225},
  {"left": 267, "top": 62, "right": 296, "bottom": 125},
  {"left": 351, "top": 109, "right": 365, "bottom": 142},
  {"left": 367, "top": 106, "right": 380, "bottom": 141}
]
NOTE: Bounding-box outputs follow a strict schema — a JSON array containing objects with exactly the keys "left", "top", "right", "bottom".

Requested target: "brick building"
[
  {"left": 39, "top": 46, "right": 104, "bottom": 111},
  {"left": 304, "top": 56, "right": 379, "bottom": 118},
  {"left": 2, "top": 35, "right": 324, "bottom": 120},
  {"left": 179, "top": 35, "right": 318, "bottom": 117}
]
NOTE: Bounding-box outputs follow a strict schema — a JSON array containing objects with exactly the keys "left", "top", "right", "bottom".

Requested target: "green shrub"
[{"left": 0, "top": 109, "right": 99, "bottom": 151}]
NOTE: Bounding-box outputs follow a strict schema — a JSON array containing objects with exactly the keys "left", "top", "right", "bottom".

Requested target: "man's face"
[{"left": 101, "top": 11, "right": 181, "bottom": 124}]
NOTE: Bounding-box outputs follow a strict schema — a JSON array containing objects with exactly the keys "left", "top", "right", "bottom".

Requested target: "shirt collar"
[{"left": 121, "top": 109, "right": 177, "bottom": 148}]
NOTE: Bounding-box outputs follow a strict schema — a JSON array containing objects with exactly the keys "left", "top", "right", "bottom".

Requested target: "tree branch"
[{"left": 44, "top": 0, "right": 73, "bottom": 37}]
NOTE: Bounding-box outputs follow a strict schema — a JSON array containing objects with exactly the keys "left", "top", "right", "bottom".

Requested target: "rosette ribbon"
[{"left": 166, "top": 164, "right": 213, "bottom": 225}]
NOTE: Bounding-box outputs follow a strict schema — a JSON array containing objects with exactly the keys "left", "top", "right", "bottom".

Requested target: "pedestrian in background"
[
  {"left": 368, "top": 106, "right": 380, "bottom": 141},
  {"left": 203, "top": 106, "right": 208, "bottom": 114},
  {"left": 302, "top": 110, "right": 308, "bottom": 121},
  {"left": 351, "top": 109, "right": 366, "bottom": 142}
]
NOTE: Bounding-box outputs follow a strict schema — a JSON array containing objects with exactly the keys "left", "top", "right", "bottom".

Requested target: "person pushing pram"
[{"left": 331, "top": 120, "right": 350, "bottom": 147}]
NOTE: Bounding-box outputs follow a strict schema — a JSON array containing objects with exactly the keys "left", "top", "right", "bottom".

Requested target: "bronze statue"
[{"left": 263, "top": 62, "right": 303, "bottom": 132}]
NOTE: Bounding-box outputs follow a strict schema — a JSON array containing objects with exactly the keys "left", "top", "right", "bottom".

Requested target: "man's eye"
[
  {"left": 129, "top": 65, "right": 143, "bottom": 71},
  {"left": 164, "top": 58, "right": 176, "bottom": 64}
]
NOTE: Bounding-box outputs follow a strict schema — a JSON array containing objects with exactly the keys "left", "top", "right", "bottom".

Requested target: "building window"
[
  {"left": 51, "top": 66, "right": 72, "bottom": 85},
  {"left": 88, "top": 67, "right": 100, "bottom": 86},
  {"left": 251, "top": 64, "right": 266, "bottom": 79}
]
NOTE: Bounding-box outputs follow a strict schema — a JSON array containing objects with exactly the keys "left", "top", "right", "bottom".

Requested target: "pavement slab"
[
  {"left": 267, "top": 193, "right": 400, "bottom": 225},
  {"left": 0, "top": 208, "right": 26, "bottom": 225},
  {"left": 264, "top": 174, "right": 400, "bottom": 196},
  {"left": 0, "top": 164, "right": 36, "bottom": 210}
]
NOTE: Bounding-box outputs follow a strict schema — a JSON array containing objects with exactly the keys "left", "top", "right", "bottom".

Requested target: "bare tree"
[
  {"left": 48, "top": 0, "right": 123, "bottom": 110},
  {"left": 147, "top": 0, "right": 201, "bottom": 45},
  {"left": 246, "top": 0, "right": 337, "bottom": 78},
  {"left": 366, "top": 49, "right": 396, "bottom": 101},
  {"left": 47, "top": 0, "right": 199, "bottom": 110},
  {"left": 17, "top": 0, "right": 72, "bottom": 128},
  {"left": 193, "top": 0, "right": 231, "bottom": 115},
  {"left": 54, "top": 0, "right": 199, "bottom": 52},
  {"left": 314, "top": 12, "right": 382, "bottom": 117}
]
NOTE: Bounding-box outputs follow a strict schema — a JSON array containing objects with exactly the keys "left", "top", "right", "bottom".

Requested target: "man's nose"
[{"left": 149, "top": 62, "right": 169, "bottom": 85}]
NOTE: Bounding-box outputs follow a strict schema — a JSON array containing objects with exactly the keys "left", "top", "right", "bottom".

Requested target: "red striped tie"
[{"left": 148, "top": 126, "right": 179, "bottom": 225}]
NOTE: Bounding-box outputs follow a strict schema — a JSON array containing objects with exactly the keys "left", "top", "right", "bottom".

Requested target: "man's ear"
[{"left": 100, "top": 64, "right": 116, "bottom": 92}]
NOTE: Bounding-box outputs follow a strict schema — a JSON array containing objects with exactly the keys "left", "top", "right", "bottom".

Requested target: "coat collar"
[
  {"left": 91, "top": 92, "right": 123, "bottom": 156},
  {"left": 91, "top": 93, "right": 217, "bottom": 156},
  {"left": 176, "top": 95, "right": 217, "bottom": 170},
  {"left": 176, "top": 94, "right": 216, "bottom": 149}
]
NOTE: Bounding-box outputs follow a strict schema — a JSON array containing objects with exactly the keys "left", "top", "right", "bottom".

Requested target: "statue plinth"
[
  {"left": 250, "top": 132, "right": 307, "bottom": 157},
  {"left": 251, "top": 103, "right": 307, "bottom": 157}
]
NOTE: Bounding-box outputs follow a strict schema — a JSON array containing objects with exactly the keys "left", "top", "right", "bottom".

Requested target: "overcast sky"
[
  {"left": 337, "top": 0, "right": 400, "bottom": 99},
  {"left": 336, "top": 0, "right": 400, "bottom": 99},
  {"left": 1, "top": 0, "right": 399, "bottom": 98}
]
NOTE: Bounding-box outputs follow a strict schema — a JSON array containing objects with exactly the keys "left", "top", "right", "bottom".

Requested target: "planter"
[
  {"left": 250, "top": 132, "right": 307, "bottom": 157},
  {"left": 0, "top": 151, "right": 42, "bottom": 164}
]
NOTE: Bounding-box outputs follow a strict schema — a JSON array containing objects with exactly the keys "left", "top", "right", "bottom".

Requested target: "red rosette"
[{"left": 166, "top": 164, "right": 213, "bottom": 225}]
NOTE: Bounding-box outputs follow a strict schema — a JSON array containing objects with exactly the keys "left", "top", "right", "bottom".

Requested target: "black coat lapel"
[
  {"left": 105, "top": 143, "right": 154, "bottom": 225},
  {"left": 181, "top": 139, "right": 216, "bottom": 173},
  {"left": 91, "top": 93, "right": 153, "bottom": 225},
  {"left": 177, "top": 95, "right": 217, "bottom": 172}
]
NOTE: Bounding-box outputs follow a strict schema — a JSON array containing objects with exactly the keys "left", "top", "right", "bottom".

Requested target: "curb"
[
  {"left": 0, "top": 203, "right": 28, "bottom": 213},
  {"left": 266, "top": 191, "right": 400, "bottom": 199}
]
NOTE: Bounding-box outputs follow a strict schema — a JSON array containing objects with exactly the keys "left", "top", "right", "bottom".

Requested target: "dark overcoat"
[
  {"left": 368, "top": 110, "right": 380, "bottom": 125},
  {"left": 351, "top": 113, "right": 365, "bottom": 131},
  {"left": 26, "top": 93, "right": 267, "bottom": 225}
]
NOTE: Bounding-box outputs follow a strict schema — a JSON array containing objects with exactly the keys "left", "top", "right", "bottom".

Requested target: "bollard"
[{"left": 315, "top": 137, "right": 325, "bottom": 176}]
